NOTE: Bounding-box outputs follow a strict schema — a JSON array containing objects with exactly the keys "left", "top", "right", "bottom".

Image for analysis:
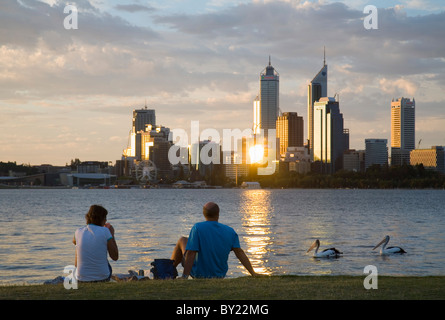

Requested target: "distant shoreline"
[{"left": 1, "top": 183, "right": 445, "bottom": 190}]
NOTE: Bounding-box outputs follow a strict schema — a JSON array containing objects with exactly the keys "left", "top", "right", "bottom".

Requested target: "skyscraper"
[
  {"left": 253, "top": 95, "right": 261, "bottom": 135},
  {"left": 313, "top": 97, "right": 344, "bottom": 174},
  {"left": 365, "top": 139, "right": 388, "bottom": 169},
  {"left": 276, "top": 112, "right": 304, "bottom": 155},
  {"left": 259, "top": 56, "right": 279, "bottom": 139},
  {"left": 391, "top": 97, "right": 415, "bottom": 165},
  {"left": 133, "top": 107, "right": 156, "bottom": 132},
  {"left": 131, "top": 106, "right": 156, "bottom": 160},
  {"left": 140, "top": 125, "right": 172, "bottom": 178},
  {"left": 308, "top": 52, "right": 328, "bottom": 160}
]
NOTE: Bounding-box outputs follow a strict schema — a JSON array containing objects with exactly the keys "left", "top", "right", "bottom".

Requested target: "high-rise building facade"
[
  {"left": 123, "top": 107, "right": 156, "bottom": 159},
  {"left": 410, "top": 146, "right": 445, "bottom": 174},
  {"left": 190, "top": 140, "right": 221, "bottom": 178},
  {"left": 391, "top": 97, "right": 415, "bottom": 165},
  {"left": 253, "top": 95, "right": 261, "bottom": 135},
  {"left": 343, "top": 149, "right": 365, "bottom": 172},
  {"left": 140, "top": 124, "right": 172, "bottom": 178},
  {"left": 259, "top": 57, "right": 279, "bottom": 139},
  {"left": 276, "top": 112, "right": 304, "bottom": 155},
  {"left": 131, "top": 107, "right": 156, "bottom": 160},
  {"left": 313, "top": 97, "right": 344, "bottom": 174},
  {"left": 308, "top": 58, "right": 327, "bottom": 160},
  {"left": 365, "top": 139, "right": 388, "bottom": 169},
  {"left": 133, "top": 107, "right": 156, "bottom": 132}
]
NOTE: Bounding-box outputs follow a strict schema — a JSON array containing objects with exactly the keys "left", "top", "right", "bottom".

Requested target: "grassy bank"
[{"left": 1, "top": 275, "right": 444, "bottom": 300}]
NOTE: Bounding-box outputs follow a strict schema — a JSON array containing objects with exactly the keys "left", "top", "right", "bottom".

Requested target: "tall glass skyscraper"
[
  {"left": 365, "top": 139, "right": 388, "bottom": 169},
  {"left": 391, "top": 97, "right": 415, "bottom": 165},
  {"left": 313, "top": 97, "right": 344, "bottom": 174},
  {"left": 308, "top": 55, "right": 328, "bottom": 160},
  {"left": 133, "top": 107, "right": 156, "bottom": 132},
  {"left": 259, "top": 57, "right": 279, "bottom": 139},
  {"left": 131, "top": 107, "right": 156, "bottom": 160}
]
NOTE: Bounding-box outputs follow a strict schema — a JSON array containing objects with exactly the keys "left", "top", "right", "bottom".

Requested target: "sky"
[{"left": 1, "top": 0, "right": 445, "bottom": 166}]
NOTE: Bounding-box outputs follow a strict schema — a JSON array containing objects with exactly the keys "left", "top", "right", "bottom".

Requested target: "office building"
[
  {"left": 190, "top": 140, "right": 221, "bottom": 179},
  {"left": 410, "top": 146, "right": 445, "bottom": 174},
  {"left": 127, "top": 107, "right": 156, "bottom": 160},
  {"left": 365, "top": 139, "right": 388, "bottom": 169},
  {"left": 282, "top": 146, "right": 311, "bottom": 174},
  {"left": 276, "top": 112, "right": 304, "bottom": 155},
  {"left": 343, "top": 149, "right": 365, "bottom": 172},
  {"left": 308, "top": 53, "right": 328, "bottom": 160},
  {"left": 391, "top": 97, "right": 415, "bottom": 165},
  {"left": 258, "top": 57, "right": 279, "bottom": 139},
  {"left": 253, "top": 95, "right": 261, "bottom": 135},
  {"left": 343, "top": 129, "right": 350, "bottom": 151},
  {"left": 313, "top": 97, "right": 345, "bottom": 174},
  {"left": 140, "top": 124, "right": 172, "bottom": 178}
]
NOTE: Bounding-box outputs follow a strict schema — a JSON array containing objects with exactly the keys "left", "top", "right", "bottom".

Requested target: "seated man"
[{"left": 171, "top": 202, "right": 259, "bottom": 278}]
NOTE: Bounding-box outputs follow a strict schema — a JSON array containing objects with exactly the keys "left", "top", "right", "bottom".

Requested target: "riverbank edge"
[{"left": 1, "top": 275, "right": 444, "bottom": 300}]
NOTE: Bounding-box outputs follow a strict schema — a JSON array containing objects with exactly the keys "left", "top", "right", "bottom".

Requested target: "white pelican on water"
[
  {"left": 373, "top": 235, "right": 406, "bottom": 255},
  {"left": 307, "top": 239, "right": 343, "bottom": 258}
]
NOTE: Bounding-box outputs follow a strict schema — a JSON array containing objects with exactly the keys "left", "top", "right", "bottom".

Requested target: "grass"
[{"left": 1, "top": 275, "right": 444, "bottom": 300}]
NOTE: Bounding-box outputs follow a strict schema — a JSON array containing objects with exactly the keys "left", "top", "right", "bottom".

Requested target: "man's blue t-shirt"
[{"left": 185, "top": 221, "right": 240, "bottom": 278}]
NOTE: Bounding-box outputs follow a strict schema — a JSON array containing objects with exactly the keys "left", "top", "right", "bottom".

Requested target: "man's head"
[{"left": 203, "top": 202, "right": 219, "bottom": 220}]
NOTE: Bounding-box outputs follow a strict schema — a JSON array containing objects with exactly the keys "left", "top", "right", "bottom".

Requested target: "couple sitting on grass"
[{"left": 73, "top": 202, "right": 259, "bottom": 282}]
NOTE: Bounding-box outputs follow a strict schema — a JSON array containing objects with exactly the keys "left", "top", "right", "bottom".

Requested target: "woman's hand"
[{"left": 104, "top": 223, "right": 115, "bottom": 236}]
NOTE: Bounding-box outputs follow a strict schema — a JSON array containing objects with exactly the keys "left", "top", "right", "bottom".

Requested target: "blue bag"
[{"left": 150, "top": 259, "right": 178, "bottom": 279}]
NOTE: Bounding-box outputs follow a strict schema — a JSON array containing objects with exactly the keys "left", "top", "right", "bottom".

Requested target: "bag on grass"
[{"left": 150, "top": 259, "right": 178, "bottom": 279}]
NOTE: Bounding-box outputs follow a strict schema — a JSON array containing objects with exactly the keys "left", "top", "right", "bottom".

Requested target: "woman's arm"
[
  {"left": 107, "top": 237, "right": 119, "bottom": 261},
  {"left": 105, "top": 224, "right": 119, "bottom": 261},
  {"left": 73, "top": 235, "right": 77, "bottom": 267}
]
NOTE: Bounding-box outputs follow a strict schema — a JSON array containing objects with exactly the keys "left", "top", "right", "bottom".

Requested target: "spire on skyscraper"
[{"left": 323, "top": 46, "right": 326, "bottom": 66}]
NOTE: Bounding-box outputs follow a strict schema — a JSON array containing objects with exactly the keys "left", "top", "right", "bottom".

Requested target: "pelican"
[
  {"left": 307, "top": 239, "right": 343, "bottom": 258},
  {"left": 373, "top": 235, "right": 406, "bottom": 255}
]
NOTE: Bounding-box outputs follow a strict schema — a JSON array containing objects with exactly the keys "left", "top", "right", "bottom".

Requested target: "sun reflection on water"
[{"left": 240, "top": 189, "right": 274, "bottom": 275}]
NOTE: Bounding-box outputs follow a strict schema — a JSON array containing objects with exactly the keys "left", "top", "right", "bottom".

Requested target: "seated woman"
[{"left": 73, "top": 204, "right": 119, "bottom": 282}]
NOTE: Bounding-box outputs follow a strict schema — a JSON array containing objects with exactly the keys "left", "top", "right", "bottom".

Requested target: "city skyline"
[{"left": 1, "top": 0, "right": 445, "bottom": 166}]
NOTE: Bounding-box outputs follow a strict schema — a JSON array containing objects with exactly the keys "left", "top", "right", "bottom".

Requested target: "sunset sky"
[{"left": 1, "top": 0, "right": 445, "bottom": 166}]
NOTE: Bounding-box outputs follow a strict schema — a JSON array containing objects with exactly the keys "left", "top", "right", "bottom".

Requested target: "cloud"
[
  {"left": 114, "top": 4, "right": 156, "bottom": 13},
  {"left": 1, "top": 0, "right": 444, "bottom": 164},
  {"left": 0, "top": 0, "right": 158, "bottom": 49},
  {"left": 379, "top": 78, "right": 419, "bottom": 96}
]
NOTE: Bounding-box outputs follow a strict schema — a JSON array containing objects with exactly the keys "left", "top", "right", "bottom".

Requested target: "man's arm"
[
  {"left": 182, "top": 250, "right": 196, "bottom": 278},
  {"left": 233, "top": 247, "right": 258, "bottom": 276}
]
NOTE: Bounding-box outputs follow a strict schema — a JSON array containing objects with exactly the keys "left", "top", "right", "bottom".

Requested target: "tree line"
[
  {"left": 239, "top": 164, "right": 445, "bottom": 189},
  {"left": 0, "top": 161, "right": 39, "bottom": 176}
]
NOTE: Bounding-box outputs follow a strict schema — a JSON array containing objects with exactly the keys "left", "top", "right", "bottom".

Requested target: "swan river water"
[{"left": 0, "top": 188, "right": 444, "bottom": 285}]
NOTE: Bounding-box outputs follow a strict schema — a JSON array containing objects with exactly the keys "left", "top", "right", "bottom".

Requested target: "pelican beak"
[
  {"left": 307, "top": 241, "right": 316, "bottom": 253},
  {"left": 373, "top": 238, "right": 386, "bottom": 250}
]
